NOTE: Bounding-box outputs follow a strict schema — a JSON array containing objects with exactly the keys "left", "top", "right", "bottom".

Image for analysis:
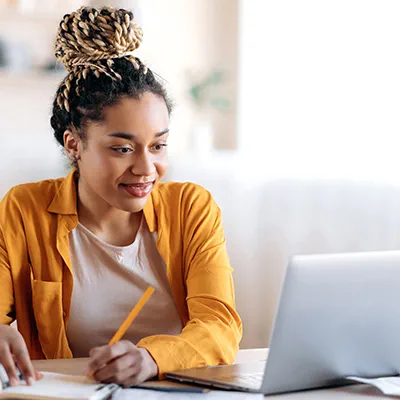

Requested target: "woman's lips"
[{"left": 120, "top": 182, "right": 153, "bottom": 198}]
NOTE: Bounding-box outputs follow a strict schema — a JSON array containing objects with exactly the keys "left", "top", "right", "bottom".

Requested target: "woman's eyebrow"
[{"left": 107, "top": 129, "right": 169, "bottom": 140}]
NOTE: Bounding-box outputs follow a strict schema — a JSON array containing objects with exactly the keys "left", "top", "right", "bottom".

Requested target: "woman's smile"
[{"left": 119, "top": 182, "right": 154, "bottom": 198}]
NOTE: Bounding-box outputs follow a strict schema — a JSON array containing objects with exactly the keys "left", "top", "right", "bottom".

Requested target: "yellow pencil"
[
  {"left": 88, "top": 286, "right": 155, "bottom": 379},
  {"left": 108, "top": 286, "right": 155, "bottom": 345}
]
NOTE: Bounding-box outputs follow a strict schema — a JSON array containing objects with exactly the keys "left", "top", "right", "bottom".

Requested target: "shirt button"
[{"left": 63, "top": 311, "right": 67, "bottom": 317}]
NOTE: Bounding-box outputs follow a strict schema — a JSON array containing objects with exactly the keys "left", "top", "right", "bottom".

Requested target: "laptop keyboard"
[{"left": 213, "top": 372, "right": 264, "bottom": 388}]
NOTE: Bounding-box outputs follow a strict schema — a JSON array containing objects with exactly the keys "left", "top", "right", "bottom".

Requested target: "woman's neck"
[{"left": 76, "top": 178, "right": 142, "bottom": 246}]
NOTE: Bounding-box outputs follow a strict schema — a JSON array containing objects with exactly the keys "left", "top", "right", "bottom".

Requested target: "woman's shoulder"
[
  {"left": 0, "top": 176, "right": 66, "bottom": 213},
  {"left": 154, "top": 181, "right": 214, "bottom": 205},
  {"left": 152, "top": 181, "right": 219, "bottom": 217},
  {"left": 152, "top": 182, "right": 223, "bottom": 237}
]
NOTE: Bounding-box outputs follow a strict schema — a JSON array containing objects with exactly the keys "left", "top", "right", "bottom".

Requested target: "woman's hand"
[
  {"left": 0, "top": 325, "right": 42, "bottom": 386},
  {"left": 87, "top": 341, "right": 158, "bottom": 386}
]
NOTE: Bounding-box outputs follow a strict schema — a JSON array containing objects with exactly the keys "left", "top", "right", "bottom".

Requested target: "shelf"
[
  {"left": 0, "top": 71, "right": 65, "bottom": 87},
  {"left": 0, "top": 7, "right": 65, "bottom": 23}
]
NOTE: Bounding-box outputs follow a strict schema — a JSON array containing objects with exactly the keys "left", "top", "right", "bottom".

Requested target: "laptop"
[{"left": 166, "top": 250, "right": 400, "bottom": 395}]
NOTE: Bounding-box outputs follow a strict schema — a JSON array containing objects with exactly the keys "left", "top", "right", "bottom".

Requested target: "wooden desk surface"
[
  {"left": 31, "top": 348, "right": 269, "bottom": 375},
  {"left": 32, "top": 349, "right": 388, "bottom": 399}
]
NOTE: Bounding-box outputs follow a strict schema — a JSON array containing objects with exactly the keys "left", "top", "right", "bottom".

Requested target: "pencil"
[
  {"left": 108, "top": 286, "right": 155, "bottom": 345},
  {"left": 88, "top": 286, "right": 155, "bottom": 379}
]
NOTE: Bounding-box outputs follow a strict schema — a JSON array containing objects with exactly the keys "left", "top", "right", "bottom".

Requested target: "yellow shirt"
[{"left": 0, "top": 170, "right": 242, "bottom": 376}]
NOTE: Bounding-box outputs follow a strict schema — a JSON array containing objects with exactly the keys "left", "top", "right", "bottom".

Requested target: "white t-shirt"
[{"left": 66, "top": 217, "right": 183, "bottom": 357}]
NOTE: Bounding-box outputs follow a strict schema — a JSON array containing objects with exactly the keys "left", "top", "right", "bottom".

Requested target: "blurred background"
[{"left": 1, "top": 0, "right": 400, "bottom": 349}]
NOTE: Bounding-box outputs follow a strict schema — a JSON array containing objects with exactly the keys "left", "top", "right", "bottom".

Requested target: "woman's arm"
[
  {"left": 0, "top": 224, "right": 41, "bottom": 385},
  {"left": 0, "top": 227, "right": 15, "bottom": 326},
  {"left": 137, "top": 188, "right": 243, "bottom": 376}
]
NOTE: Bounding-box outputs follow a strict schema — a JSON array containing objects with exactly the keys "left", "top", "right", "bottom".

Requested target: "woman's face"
[{"left": 71, "top": 93, "right": 170, "bottom": 213}]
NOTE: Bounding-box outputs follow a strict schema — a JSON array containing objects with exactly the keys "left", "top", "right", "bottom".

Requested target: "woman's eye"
[
  {"left": 152, "top": 143, "right": 168, "bottom": 151},
  {"left": 112, "top": 147, "right": 132, "bottom": 154}
]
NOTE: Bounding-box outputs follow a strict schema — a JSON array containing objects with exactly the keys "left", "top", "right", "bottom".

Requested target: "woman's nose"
[{"left": 130, "top": 150, "right": 156, "bottom": 177}]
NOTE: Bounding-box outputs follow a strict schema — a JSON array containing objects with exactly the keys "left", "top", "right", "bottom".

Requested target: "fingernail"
[
  {"left": 27, "top": 376, "right": 36, "bottom": 386},
  {"left": 10, "top": 377, "right": 20, "bottom": 387}
]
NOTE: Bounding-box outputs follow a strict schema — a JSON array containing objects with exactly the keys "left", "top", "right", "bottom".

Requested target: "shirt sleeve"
[
  {"left": 0, "top": 223, "right": 15, "bottom": 325},
  {"left": 137, "top": 185, "right": 242, "bottom": 377}
]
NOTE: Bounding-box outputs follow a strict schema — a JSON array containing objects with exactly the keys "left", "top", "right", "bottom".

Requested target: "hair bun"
[{"left": 55, "top": 6, "right": 143, "bottom": 72}]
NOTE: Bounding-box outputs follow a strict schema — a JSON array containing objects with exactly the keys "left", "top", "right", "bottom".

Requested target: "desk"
[{"left": 33, "top": 349, "right": 388, "bottom": 399}]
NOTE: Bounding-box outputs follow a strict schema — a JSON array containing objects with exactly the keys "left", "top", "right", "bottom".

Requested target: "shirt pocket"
[{"left": 31, "top": 280, "right": 65, "bottom": 359}]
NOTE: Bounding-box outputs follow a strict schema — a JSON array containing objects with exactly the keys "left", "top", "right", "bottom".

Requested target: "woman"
[{"left": 0, "top": 6, "right": 242, "bottom": 388}]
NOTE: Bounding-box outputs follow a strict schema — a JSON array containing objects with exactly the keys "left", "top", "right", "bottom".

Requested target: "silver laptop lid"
[{"left": 263, "top": 250, "right": 400, "bottom": 394}]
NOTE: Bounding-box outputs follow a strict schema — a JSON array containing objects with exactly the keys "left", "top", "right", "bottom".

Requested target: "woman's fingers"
[
  {"left": 11, "top": 338, "right": 36, "bottom": 385},
  {"left": 95, "top": 353, "right": 138, "bottom": 383},
  {"left": 88, "top": 342, "right": 158, "bottom": 386},
  {"left": 0, "top": 325, "right": 37, "bottom": 386},
  {"left": 35, "top": 371, "right": 44, "bottom": 381},
  {"left": 0, "top": 341, "right": 20, "bottom": 386},
  {"left": 88, "top": 341, "right": 133, "bottom": 374}
]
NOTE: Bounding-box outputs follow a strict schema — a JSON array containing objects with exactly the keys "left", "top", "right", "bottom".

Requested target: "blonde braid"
[{"left": 55, "top": 6, "right": 146, "bottom": 112}]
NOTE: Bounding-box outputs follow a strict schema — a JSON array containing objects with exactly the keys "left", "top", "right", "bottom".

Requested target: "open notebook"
[{"left": 0, "top": 371, "right": 120, "bottom": 400}]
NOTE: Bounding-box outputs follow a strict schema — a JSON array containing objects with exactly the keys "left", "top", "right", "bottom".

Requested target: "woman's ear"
[{"left": 63, "top": 129, "right": 81, "bottom": 162}]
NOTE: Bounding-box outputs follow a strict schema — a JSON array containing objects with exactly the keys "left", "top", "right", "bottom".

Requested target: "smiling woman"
[
  {"left": 0, "top": 5, "right": 242, "bottom": 389},
  {"left": 66, "top": 94, "right": 170, "bottom": 227}
]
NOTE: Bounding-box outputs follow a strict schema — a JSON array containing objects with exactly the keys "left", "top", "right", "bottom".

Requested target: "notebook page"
[
  {"left": 347, "top": 376, "right": 400, "bottom": 396},
  {"left": 1, "top": 372, "right": 116, "bottom": 400}
]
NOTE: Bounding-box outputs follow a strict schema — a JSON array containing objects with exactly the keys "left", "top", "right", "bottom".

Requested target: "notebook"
[
  {"left": 347, "top": 376, "right": 400, "bottom": 397},
  {"left": 0, "top": 371, "right": 120, "bottom": 400}
]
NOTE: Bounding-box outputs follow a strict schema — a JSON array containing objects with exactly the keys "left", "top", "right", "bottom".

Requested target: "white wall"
[
  {"left": 0, "top": 74, "right": 67, "bottom": 198},
  {"left": 238, "top": 0, "right": 400, "bottom": 182}
]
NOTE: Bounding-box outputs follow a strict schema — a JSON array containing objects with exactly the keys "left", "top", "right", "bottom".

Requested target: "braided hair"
[{"left": 51, "top": 6, "right": 172, "bottom": 156}]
